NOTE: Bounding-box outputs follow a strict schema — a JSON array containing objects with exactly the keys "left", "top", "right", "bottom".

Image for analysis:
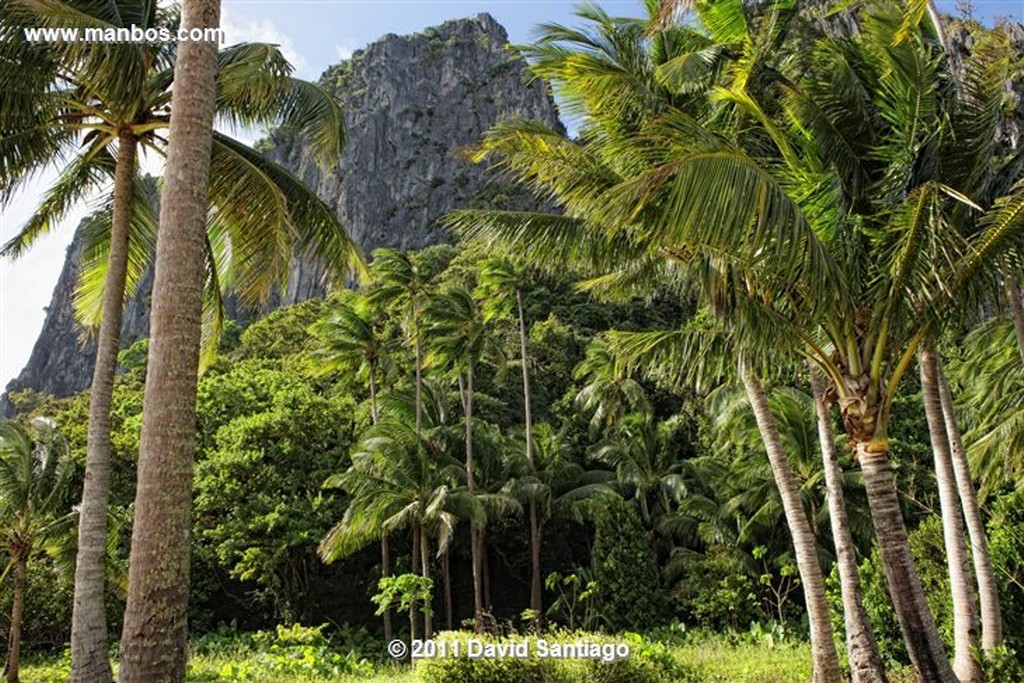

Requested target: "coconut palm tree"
[
  {"left": 574, "top": 338, "right": 650, "bottom": 435},
  {"left": 1, "top": 3, "right": 360, "bottom": 678},
  {"left": 117, "top": 1, "right": 221, "bottom": 679},
  {"left": 425, "top": 285, "right": 504, "bottom": 629},
  {"left": 310, "top": 293, "right": 398, "bottom": 638},
  {"left": 475, "top": 257, "right": 547, "bottom": 615},
  {"left": 0, "top": 419, "right": 73, "bottom": 683},
  {"left": 450, "top": 2, "right": 1024, "bottom": 676},
  {"left": 368, "top": 250, "right": 433, "bottom": 438}
]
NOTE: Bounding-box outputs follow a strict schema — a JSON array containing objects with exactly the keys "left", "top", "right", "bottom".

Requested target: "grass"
[{"left": 18, "top": 637, "right": 818, "bottom": 683}]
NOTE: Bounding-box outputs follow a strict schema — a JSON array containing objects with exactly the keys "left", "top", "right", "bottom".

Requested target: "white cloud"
[
  {"left": 221, "top": 8, "right": 308, "bottom": 76},
  {"left": 336, "top": 43, "right": 355, "bottom": 61}
]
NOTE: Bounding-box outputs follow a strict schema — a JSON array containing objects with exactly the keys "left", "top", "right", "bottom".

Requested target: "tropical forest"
[{"left": 1, "top": 0, "right": 1024, "bottom": 682}]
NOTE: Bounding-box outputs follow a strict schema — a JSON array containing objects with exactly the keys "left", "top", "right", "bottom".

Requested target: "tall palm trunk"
[
  {"left": 463, "top": 364, "right": 484, "bottom": 630},
  {"left": 368, "top": 365, "right": 392, "bottom": 642},
  {"left": 809, "top": 372, "right": 887, "bottom": 683},
  {"left": 71, "top": 130, "right": 137, "bottom": 683},
  {"left": 856, "top": 437, "right": 956, "bottom": 682},
  {"left": 516, "top": 289, "right": 543, "bottom": 617},
  {"left": 420, "top": 526, "right": 432, "bottom": 638},
  {"left": 414, "top": 316, "right": 423, "bottom": 436},
  {"left": 920, "top": 346, "right": 981, "bottom": 682},
  {"left": 741, "top": 368, "right": 841, "bottom": 683},
  {"left": 936, "top": 361, "right": 1002, "bottom": 652},
  {"left": 118, "top": 2, "right": 220, "bottom": 680},
  {"left": 442, "top": 548, "right": 453, "bottom": 629},
  {"left": 4, "top": 555, "right": 26, "bottom": 683},
  {"left": 410, "top": 523, "right": 421, "bottom": 642}
]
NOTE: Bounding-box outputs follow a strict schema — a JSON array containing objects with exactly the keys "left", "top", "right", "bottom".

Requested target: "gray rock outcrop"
[{"left": 3, "top": 13, "right": 563, "bottom": 408}]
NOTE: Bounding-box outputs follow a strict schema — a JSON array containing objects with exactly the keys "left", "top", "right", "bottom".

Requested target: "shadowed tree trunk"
[
  {"left": 809, "top": 371, "right": 887, "bottom": 683},
  {"left": 411, "top": 523, "right": 421, "bottom": 642},
  {"left": 4, "top": 555, "right": 27, "bottom": 683},
  {"left": 420, "top": 526, "right": 432, "bottom": 638},
  {"left": 516, "top": 288, "right": 543, "bottom": 617},
  {"left": 742, "top": 368, "right": 841, "bottom": 683},
  {"left": 920, "top": 346, "right": 982, "bottom": 682},
  {"left": 71, "top": 129, "right": 137, "bottom": 683},
  {"left": 381, "top": 536, "right": 392, "bottom": 642},
  {"left": 117, "top": 2, "right": 220, "bottom": 679},
  {"left": 936, "top": 360, "right": 1002, "bottom": 653},
  {"left": 461, "top": 366, "right": 484, "bottom": 630},
  {"left": 442, "top": 548, "right": 453, "bottom": 629}
]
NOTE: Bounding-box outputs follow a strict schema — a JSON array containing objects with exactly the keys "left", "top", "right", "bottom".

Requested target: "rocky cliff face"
[{"left": 3, "top": 13, "right": 562, "bottom": 409}]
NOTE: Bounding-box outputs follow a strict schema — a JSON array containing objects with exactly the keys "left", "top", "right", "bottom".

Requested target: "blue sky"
[{"left": 0, "top": 0, "right": 1019, "bottom": 389}]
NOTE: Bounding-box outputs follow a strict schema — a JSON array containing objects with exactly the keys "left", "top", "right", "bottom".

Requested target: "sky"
[{"left": 0, "top": 0, "right": 1020, "bottom": 390}]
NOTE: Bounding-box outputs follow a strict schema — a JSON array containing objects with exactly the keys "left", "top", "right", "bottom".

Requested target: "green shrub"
[
  {"left": 590, "top": 498, "right": 667, "bottom": 632},
  {"left": 415, "top": 630, "right": 690, "bottom": 683}
]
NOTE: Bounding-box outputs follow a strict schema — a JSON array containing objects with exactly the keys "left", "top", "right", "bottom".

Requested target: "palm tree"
[
  {"left": 574, "top": 338, "right": 650, "bottom": 435},
  {"left": 1, "top": 4, "right": 360, "bottom": 678},
  {"left": 310, "top": 294, "right": 398, "bottom": 639},
  {"left": 117, "top": 1, "right": 221, "bottom": 679},
  {"left": 591, "top": 413, "right": 687, "bottom": 530},
  {"left": 0, "top": 418, "right": 73, "bottom": 683},
  {"left": 319, "top": 387, "right": 487, "bottom": 640},
  {"left": 449, "top": 3, "right": 1024, "bottom": 676},
  {"left": 425, "top": 285, "right": 503, "bottom": 628},
  {"left": 368, "top": 250, "right": 432, "bottom": 437},
  {"left": 475, "top": 257, "right": 546, "bottom": 616}
]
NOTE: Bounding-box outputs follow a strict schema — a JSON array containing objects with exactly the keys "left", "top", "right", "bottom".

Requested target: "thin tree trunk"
[
  {"left": 741, "top": 368, "right": 841, "bottom": 683},
  {"left": 937, "top": 360, "right": 1002, "bottom": 653},
  {"left": 5, "top": 557, "right": 26, "bottom": 683},
  {"left": 411, "top": 523, "right": 421, "bottom": 642},
  {"left": 1006, "top": 276, "right": 1024, "bottom": 366},
  {"left": 118, "top": 3, "right": 220, "bottom": 680},
  {"left": 442, "top": 548, "right": 453, "bottom": 630},
  {"left": 381, "top": 536, "right": 392, "bottom": 642},
  {"left": 809, "top": 371, "right": 887, "bottom": 683},
  {"left": 369, "top": 366, "right": 391, "bottom": 641},
  {"left": 921, "top": 346, "right": 982, "bottom": 682},
  {"left": 421, "top": 526, "right": 432, "bottom": 638},
  {"left": 414, "top": 316, "right": 423, "bottom": 436},
  {"left": 857, "top": 437, "right": 957, "bottom": 683},
  {"left": 464, "top": 364, "right": 484, "bottom": 630},
  {"left": 481, "top": 526, "right": 491, "bottom": 613},
  {"left": 71, "top": 130, "right": 138, "bottom": 683},
  {"left": 517, "top": 289, "right": 543, "bottom": 617}
]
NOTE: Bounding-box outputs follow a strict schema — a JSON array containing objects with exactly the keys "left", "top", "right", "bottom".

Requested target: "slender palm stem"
[
  {"left": 937, "top": 359, "right": 1002, "bottom": 653},
  {"left": 809, "top": 371, "right": 887, "bottom": 683},
  {"left": 741, "top": 368, "right": 841, "bottom": 683},
  {"left": 920, "top": 345, "right": 981, "bottom": 682},
  {"left": 71, "top": 129, "right": 137, "bottom": 683}
]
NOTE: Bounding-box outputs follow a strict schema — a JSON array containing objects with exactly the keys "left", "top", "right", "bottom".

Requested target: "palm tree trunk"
[
  {"left": 1006, "top": 276, "right": 1024, "bottom": 366},
  {"left": 936, "top": 360, "right": 1002, "bottom": 653},
  {"left": 741, "top": 368, "right": 841, "bottom": 683},
  {"left": 442, "top": 548, "right": 453, "bottom": 630},
  {"left": 117, "top": 2, "right": 221, "bottom": 680},
  {"left": 420, "top": 526, "right": 432, "bottom": 638},
  {"left": 381, "top": 536, "right": 393, "bottom": 642},
  {"left": 71, "top": 130, "right": 138, "bottom": 683},
  {"left": 856, "top": 437, "right": 957, "bottom": 683},
  {"left": 517, "top": 289, "right": 543, "bottom": 617},
  {"left": 5, "top": 556, "right": 26, "bottom": 683},
  {"left": 921, "top": 346, "right": 982, "bottom": 682},
  {"left": 809, "top": 372, "right": 887, "bottom": 683},
  {"left": 414, "top": 316, "right": 423, "bottom": 436},
  {"left": 464, "top": 364, "right": 484, "bottom": 630},
  {"left": 411, "top": 523, "right": 421, "bottom": 642}
]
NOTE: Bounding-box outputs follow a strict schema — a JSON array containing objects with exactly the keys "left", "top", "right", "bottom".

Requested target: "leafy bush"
[
  {"left": 416, "top": 630, "right": 691, "bottom": 683},
  {"left": 215, "top": 624, "right": 373, "bottom": 681},
  {"left": 590, "top": 498, "right": 667, "bottom": 632}
]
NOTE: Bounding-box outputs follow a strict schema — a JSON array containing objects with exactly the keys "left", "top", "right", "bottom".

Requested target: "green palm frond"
[{"left": 73, "top": 172, "right": 158, "bottom": 328}]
